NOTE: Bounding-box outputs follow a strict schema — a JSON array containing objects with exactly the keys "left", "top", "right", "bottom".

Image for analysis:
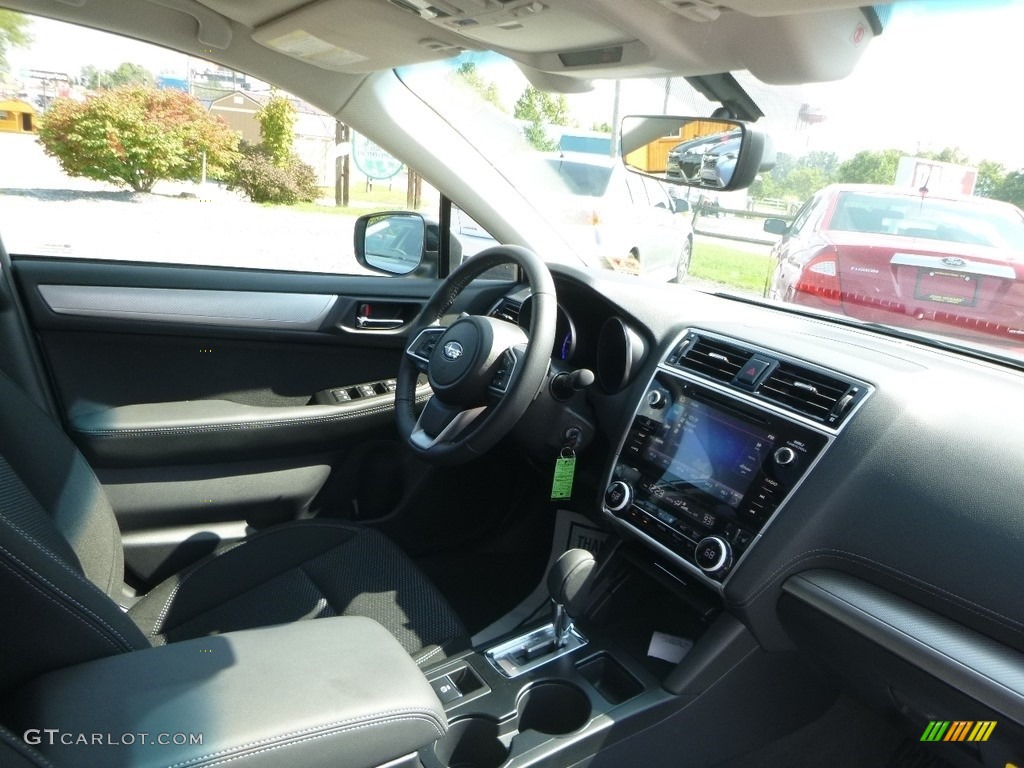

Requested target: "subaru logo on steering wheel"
[{"left": 442, "top": 341, "right": 464, "bottom": 361}]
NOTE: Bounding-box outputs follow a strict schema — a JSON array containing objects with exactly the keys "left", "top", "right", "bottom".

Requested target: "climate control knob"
[
  {"left": 774, "top": 446, "right": 797, "bottom": 466},
  {"left": 694, "top": 536, "right": 732, "bottom": 575},
  {"left": 604, "top": 480, "right": 634, "bottom": 513}
]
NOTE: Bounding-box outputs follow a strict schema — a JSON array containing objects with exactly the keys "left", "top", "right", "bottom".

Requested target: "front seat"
[{"left": 0, "top": 367, "right": 468, "bottom": 694}]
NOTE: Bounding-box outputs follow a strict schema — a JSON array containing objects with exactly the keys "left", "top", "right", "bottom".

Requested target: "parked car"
[
  {"left": 767, "top": 183, "right": 1024, "bottom": 349},
  {"left": 665, "top": 132, "right": 734, "bottom": 182},
  {"left": 699, "top": 136, "right": 742, "bottom": 189},
  {"left": 541, "top": 152, "right": 694, "bottom": 282}
]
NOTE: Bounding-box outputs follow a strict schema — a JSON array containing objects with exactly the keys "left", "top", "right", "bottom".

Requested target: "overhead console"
[{"left": 603, "top": 330, "right": 871, "bottom": 590}]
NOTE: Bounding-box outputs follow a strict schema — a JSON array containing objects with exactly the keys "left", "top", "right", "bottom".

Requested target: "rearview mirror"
[
  {"left": 354, "top": 212, "right": 426, "bottom": 276},
  {"left": 620, "top": 116, "right": 771, "bottom": 192}
]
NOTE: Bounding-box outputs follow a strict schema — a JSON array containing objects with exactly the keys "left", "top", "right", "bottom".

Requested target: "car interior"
[{"left": 1, "top": 1, "right": 1023, "bottom": 768}]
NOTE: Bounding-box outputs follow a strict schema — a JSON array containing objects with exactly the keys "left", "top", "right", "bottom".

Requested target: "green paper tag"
[{"left": 550, "top": 456, "right": 576, "bottom": 500}]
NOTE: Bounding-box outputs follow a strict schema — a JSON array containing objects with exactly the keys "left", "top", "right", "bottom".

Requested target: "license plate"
[{"left": 913, "top": 268, "right": 979, "bottom": 307}]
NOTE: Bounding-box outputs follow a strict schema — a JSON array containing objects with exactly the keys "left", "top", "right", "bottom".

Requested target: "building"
[
  {"left": 0, "top": 99, "right": 37, "bottom": 133},
  {"left": 208, "top": 91, "right": 336, "bottom": 187}
]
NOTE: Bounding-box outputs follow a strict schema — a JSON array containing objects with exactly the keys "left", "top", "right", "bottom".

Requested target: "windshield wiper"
[{"left": 711, "top": 291, "right": 1024, "bottom": 368}]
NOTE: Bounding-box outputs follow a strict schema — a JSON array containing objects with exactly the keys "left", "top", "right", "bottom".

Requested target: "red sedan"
[{"left": 766, "top": 184, "right": 1024, "bottom": 350}]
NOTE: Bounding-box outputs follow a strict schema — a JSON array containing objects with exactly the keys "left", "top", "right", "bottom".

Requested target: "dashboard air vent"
[
  {"left": 490, "top": 297, "right": 522, "bottom": 325},
  {"left": 671, "top": 334, "right": 746, "bottom": 382},
  {"left": 758, "top": 362, "right": 852, "bottom": 423}
]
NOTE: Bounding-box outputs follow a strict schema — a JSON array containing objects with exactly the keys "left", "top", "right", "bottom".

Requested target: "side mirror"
[
  {"left": 672, "top": 198, "right": 691, "bottom": 214},
  {"left": 620, "top": 115, "right": 771, "bottom": 192},
  {"left": 763, "top": 218, "right": 789, "bottom": 236},
  {"left": 354, "top": 212, "right": 426, "bottom": 275}
]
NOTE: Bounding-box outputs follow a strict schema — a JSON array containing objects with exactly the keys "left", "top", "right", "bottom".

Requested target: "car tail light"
[
  {"left": 795, "top": 248, "right": 841, "bottom": 304},
  {"left": 562, "top": 206, "right": 604, "bottom": 226}
]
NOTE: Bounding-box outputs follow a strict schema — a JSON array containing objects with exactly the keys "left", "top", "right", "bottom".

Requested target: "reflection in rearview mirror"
[{"left": 621, "top": 116, "right": 768, "bottom": 192}]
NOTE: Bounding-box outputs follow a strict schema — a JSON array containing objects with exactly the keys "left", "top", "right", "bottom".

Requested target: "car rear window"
[
  {"left": 830, "top": 192, "right": 1024, "bottom": 250},
  {"left": 545, "top": 159, "right": 613, "bottom": 197}
]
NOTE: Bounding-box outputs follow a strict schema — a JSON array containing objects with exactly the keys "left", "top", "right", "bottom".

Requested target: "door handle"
[{"left": 355, "top": 315, "right": 404, "bottom": 330}]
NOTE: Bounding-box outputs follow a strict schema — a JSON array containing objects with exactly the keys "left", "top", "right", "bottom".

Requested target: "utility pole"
[
  {"left": 335, "top": 120, "right": 350, "bottom": 207},
  {"left": 406, "top": 169, "right": 422, "bottom": 209},
  {"left": 610, "top": 80, "right": 621, "bottom": 158}
]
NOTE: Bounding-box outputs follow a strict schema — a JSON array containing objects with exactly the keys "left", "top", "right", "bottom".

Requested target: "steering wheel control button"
[
  {"left": 695, "top": 536, "right": 732, "bottom": 574},
  {"left": 605, "top": 480, "right": 633, "bottom": 512},
  {"left": 774, "top": 446, "right": 797, "bottom": 466}
]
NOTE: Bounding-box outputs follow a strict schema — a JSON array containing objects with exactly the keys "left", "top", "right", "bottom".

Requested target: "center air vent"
[
  {"left": 666, "top": 331, "right": 869, "bottom": 428},
  {"left": 669, "top": 334, "right": 746, "bottom": 382},
  {"left": 758, "top": 362, "right": 854, "bottom": 424},
  {"left": 489, "top": 297, "right": 522, "bottom": 325}
]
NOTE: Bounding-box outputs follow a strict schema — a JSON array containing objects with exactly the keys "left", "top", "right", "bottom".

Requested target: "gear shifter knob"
[
  {"left": 547, "top": 548, "right": 597, "bottom": 610},
  {"left": 547, "top": 549, "right": 596, "bottom": 648}
]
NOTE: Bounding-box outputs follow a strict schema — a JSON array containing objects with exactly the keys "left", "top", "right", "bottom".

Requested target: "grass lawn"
[
  {"left": 263, "top": 181, "right": 435, "bottom": 216},
  {"left": 690, "top": 241, "right": 775, "bottom": 295}
]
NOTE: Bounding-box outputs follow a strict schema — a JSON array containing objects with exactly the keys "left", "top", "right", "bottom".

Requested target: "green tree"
[
  {"left": 514, "top": 86, "right": 572, "bottom": 126},
  {"left": 975, "top": 159, "right": 1006, "bottom": 198},
  {"left": 0, "top": 10, "right": 31, "bottom": 72},
  {"left": 919, "top": 146, "right": 971, "bottom": 165},
  {"left": 80, "top": 62, "right": 154, "bottom": 90},
  {"left": 590, "top": 121, "right": 612, "bottom": 133},
  {"left": 785, "top": 166, "right": 830, "bottom": 201},
  {"left": 514, "top": 86, "right": 573, "bottom": 151},
  {"left": 80, "top": 65, "right": 107, "bottom": 89},
  {"left": 107, "top": 62, "right": 154, "bottom": 88},
  {"left": 255, "top": 93, "right": 296, "bottom": 167},
  {"left": 456, "top": 62, "right": 504, "bottom": 111},
  {"left": 992, "top": 170, "right": 1024, "bottom": 209},
  {"left": 227, "top": 141, "right": 318, "bottom": 204},
  {"left": 835, "top": 149, "right": 903, "bottom": 185},
  {"left": 38, "top": 86, "right": 238, "bottom": 192}
]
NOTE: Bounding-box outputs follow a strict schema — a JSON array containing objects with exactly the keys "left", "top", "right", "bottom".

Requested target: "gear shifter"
[
  {"left": 547, "top": 549, "right": 596, "bottom": 648},
  {"left": 484, "top": 548, "right": 596, "bottom": 676}
]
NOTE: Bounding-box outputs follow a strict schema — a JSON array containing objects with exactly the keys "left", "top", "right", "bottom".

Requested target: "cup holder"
[
  {"left": 516, "top": 681, "right": 592, "bottom": 736},
  {"left": 433, "top": 717, "right": 508, "bottom": 768}
]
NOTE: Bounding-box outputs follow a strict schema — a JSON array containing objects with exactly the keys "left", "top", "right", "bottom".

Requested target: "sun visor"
[{"left": 251, "top": 0, "right": 471, "bottom": 73}]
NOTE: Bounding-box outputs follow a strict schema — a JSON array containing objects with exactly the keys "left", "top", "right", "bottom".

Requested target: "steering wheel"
[{"left": 396, "top": 245, "right": 557, "bottom": 465}]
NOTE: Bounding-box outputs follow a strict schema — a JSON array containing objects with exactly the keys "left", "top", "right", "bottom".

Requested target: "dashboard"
[{"left": 490, "top": 264, "right": 1024, "bottom": 752}]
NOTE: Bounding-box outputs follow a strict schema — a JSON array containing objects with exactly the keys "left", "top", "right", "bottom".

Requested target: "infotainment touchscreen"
[{"left": 642, "top": 396, "right": 774, "bottom": 510}]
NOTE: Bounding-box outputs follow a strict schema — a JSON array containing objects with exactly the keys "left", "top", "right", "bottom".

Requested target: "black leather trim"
[{"left": 13, "top": 617, "right": 448, "bottom": 768}]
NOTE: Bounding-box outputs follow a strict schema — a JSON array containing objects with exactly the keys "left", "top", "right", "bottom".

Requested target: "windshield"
[{"left": 393, "top": 0, "right": 1024, "bottom": 361}]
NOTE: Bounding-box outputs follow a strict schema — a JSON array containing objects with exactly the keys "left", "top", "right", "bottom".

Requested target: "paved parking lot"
[{"left": 0, "top": 133, "right": 372, "bottom": 273}]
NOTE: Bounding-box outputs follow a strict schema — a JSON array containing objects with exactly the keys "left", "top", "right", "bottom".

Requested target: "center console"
[{"left": 603, "top": 330, "right": 869, "bottom": 588}]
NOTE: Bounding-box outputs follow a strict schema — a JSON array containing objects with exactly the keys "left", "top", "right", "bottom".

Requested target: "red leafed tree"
[{"left": 38, "top": 86, "right": 238, "bottom": 192}]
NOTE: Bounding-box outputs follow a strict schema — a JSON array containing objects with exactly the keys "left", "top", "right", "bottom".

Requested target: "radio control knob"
[
  {"left": 604, "top": 480, "right": 633, "bottom": 513},
  {"left": 646, "top": 389, "right": 666, "bottom": 409},
  {"left": 774, "top": 446, "right": 797, "bottom": 466},
  {"left": 695, "top": 536, "right": 732, "bottom": 574}
]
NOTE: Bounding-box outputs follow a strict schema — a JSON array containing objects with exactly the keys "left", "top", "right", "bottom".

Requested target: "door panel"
[{"left": 11, "top": 256, "right": 514, "bottom": 586}]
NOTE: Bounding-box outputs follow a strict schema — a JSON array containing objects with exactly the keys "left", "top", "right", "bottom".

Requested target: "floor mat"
[{"left": 710, "top": 695, "right": 904, "bottom": 768}]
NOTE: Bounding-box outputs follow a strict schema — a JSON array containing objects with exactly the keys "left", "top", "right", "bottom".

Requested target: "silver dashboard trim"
[
  {"left": 38, "top": 285, "right": 337, "bottom": 330},
  {"left": 601, "top": 327, "right": 875, "bottom": 593}
]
